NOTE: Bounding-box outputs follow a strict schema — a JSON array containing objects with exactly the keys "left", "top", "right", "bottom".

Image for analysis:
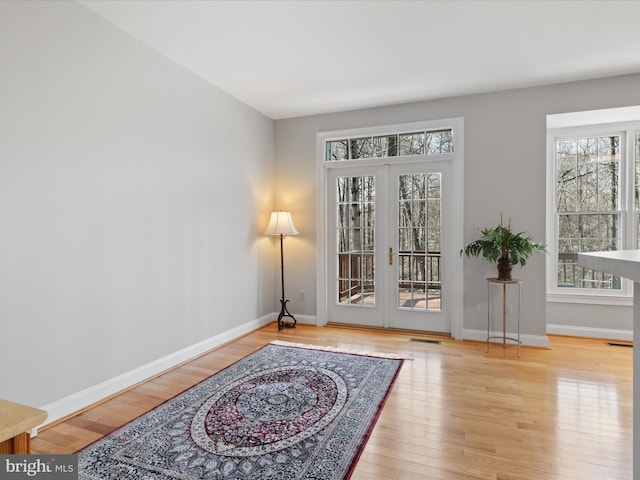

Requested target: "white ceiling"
[{"left": 77, "top": 0, "right": 640, "bottom": 120}]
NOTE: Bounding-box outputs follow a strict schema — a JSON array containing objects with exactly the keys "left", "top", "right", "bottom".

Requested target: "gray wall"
[
  {"left": 0, "top": 1, "right": 276, "bottom": 410},
  {"left": 2, "top": 0, "right": 638, "bottom": 420},
  {"left": 275, "top": 74, "right": 640, "bottom": 339}
]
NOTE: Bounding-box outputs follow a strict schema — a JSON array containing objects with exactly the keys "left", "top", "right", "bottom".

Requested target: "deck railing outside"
[
  {"left": 337, "top": 250, "right": 441, "bottom": 302},
  {"left": 557, "top": 252, "right": 617, "bottom": 289},
  {"left": 337, "top": 251, "right": 617, "bottom": 295},
  {"left": 336, "top": 250, "right": 623, "bottom": 298}
]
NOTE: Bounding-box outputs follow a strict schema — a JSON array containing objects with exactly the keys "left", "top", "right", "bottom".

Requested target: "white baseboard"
[
  {"left": 45, "top": 316, "right": 620, "bottom": 430},
  {"left": 289, "top": 313, "right": 318, "bottom": 326},
  {"left": 40, "top": 314, "right": 273, "bottom": 428},
  {"left": 546, "top": 324, "right": 633, "bottom": 341},
  {"left": 463, "top": 329, "right": 550, "bottom": 348}
]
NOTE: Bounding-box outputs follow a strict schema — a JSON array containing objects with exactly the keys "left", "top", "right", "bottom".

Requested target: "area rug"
[{"left": 77, "top": 342, "right": 403, "bottom": 480}]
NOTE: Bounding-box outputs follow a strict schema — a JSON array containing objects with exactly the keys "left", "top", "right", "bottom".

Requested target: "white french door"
[{"left": 326, "top": 161, "right": 451, "bottom": 333}]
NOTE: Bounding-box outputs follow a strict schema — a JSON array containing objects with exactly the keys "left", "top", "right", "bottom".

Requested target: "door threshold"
[{"left": 325, "top": 322, "right": 451, "bottom": 338}]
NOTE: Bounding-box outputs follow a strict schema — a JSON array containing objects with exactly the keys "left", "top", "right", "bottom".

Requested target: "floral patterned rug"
[{"left": 78, "top": 342, "right": 403, "bottom": 480}]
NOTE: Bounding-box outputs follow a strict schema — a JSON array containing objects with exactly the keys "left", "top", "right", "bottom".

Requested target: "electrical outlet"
[
  {"left": 300, "top": 290, "right": 305, "bottom": 300},
  {"left": 505, "top": 303, "right": 512, "bottom": 315}
]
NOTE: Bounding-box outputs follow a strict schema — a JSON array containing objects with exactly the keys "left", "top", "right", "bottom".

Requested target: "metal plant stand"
[{"left": 486, "top": 277, "right": 522, "bottom": 357}]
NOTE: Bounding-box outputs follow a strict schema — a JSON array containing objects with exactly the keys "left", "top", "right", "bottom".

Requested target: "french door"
[{"left": 326, "top": 161, "right": 451, "bottom": 333}]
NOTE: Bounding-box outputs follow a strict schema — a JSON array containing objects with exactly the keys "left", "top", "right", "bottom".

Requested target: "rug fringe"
[{"left": 269, "top": 340, "right": 411, "bottom": 360}]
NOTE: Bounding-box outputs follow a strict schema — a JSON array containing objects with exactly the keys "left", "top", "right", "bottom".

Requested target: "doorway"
[
  {"left": 317, "top": 119, "right": 464, "bottom": 337},
  {"left": 325, "top": 162, "right": 451, "bottom": 332}
]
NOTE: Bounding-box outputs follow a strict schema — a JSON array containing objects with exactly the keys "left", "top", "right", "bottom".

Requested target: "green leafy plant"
[{"left": 460, "top": 218, "right": 547, "bottom": 280}]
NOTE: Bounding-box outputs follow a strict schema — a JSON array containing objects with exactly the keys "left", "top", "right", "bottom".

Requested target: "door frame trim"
[{"left": 316, "top": 118, "right": 465, "bottom": 339}]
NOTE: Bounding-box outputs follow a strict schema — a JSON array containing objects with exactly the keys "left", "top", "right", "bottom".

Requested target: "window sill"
[{"left": 546, "top": 292, "right": 633, "bottom": 306}]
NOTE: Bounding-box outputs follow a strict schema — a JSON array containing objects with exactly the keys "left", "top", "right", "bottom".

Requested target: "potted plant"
[{"left": 460, "top": 217, "right": 547, "bottom": 281}]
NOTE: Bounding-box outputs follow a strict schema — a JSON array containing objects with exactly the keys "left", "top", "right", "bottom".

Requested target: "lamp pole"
[{"left": 277, "top": 232, "right": 296, "bottom": 331}]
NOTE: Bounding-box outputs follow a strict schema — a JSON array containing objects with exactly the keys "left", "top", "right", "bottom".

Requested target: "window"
[
  {"left": 548, "top": 115, "right": 640, "bottom": 299},
  {"left": 326, "top": 129, "right": 453, "bottom": 161},
  {"left": 555, "top": 134, "right": 621, "bottom": 290}
]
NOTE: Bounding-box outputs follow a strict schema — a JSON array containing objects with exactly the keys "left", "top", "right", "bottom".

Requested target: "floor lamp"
[{"left": 265, "top": 211, "right": 299, "bottom": 331}]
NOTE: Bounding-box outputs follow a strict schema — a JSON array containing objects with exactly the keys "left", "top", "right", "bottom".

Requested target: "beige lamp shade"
[{"left": 264, "top": 211, "right": 299, "bottom": 236}]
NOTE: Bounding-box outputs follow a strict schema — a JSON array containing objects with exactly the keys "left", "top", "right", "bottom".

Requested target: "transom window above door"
[{"left": 326, "top": 128, "right": 453, "bottom": 161}]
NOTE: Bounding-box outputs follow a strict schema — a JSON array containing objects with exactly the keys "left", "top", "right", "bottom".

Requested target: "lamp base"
[{"left": 277, "top": 298, "right": 297, "bottom": 331}]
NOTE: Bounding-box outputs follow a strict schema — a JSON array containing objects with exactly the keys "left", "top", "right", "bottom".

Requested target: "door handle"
[{"left": 389, "top": 247, "right": 393, "bottom": 266}]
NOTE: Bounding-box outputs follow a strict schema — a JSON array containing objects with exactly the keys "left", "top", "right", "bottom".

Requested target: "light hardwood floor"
[{"left": 32, "top": 323, "right": 632, "bottom": 479}]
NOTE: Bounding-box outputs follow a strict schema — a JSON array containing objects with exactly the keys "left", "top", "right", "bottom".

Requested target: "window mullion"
[
  {"left": 623, "top": 131, "right": 635, "bottom": 248},
  {"left": 620, "top": 130, "right": 636, "bottom": 296},
  {"left": 635, "top": 131, "right": 640, "bottom": 250}
]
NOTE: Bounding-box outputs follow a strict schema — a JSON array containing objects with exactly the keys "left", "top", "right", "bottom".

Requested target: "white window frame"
[{"left": 546, "top": 119, "right": 640, "bottom": 306}]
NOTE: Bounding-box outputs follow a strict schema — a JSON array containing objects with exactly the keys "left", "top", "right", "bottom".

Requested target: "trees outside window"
[{"left": 550, "top": 125, "right": 640, "bottom": 295}]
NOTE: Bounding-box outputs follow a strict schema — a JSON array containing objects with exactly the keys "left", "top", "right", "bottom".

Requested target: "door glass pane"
[
  {"left": 336, "top": 176, "right": 375, "bottom": 306},
  {"left": 397, "top": 173, "right": 442, "bottom": 311}
]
